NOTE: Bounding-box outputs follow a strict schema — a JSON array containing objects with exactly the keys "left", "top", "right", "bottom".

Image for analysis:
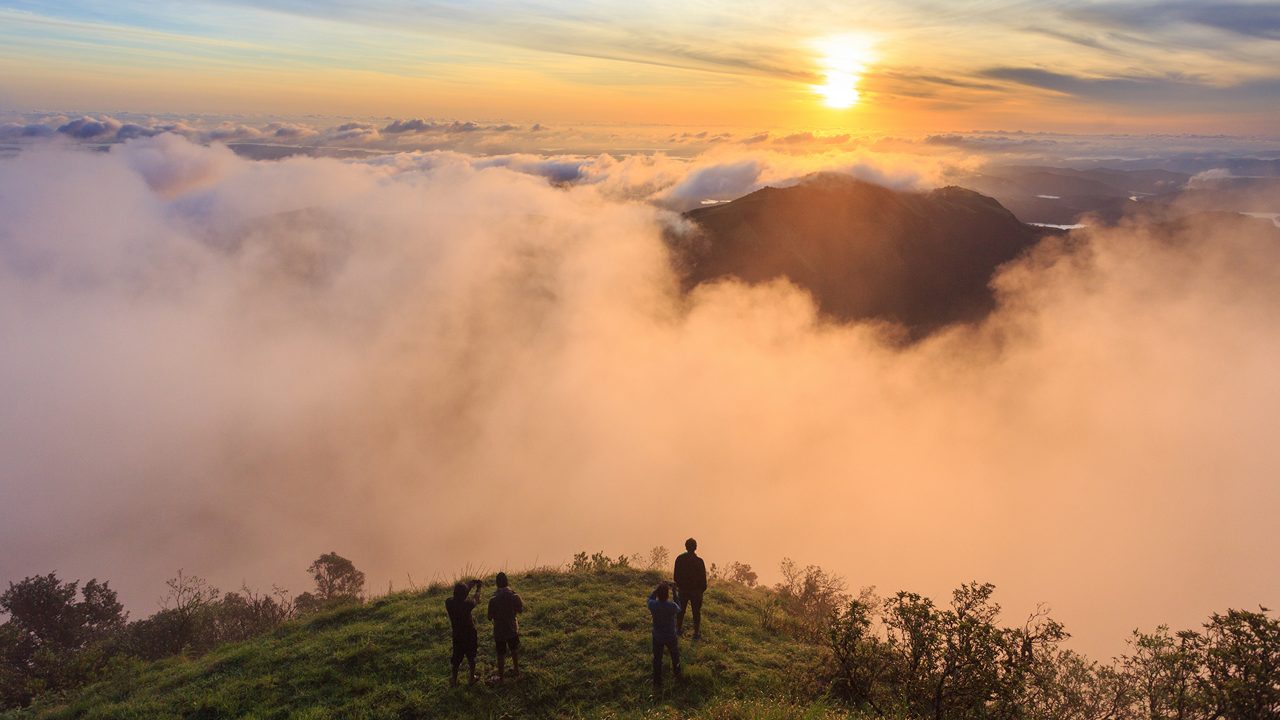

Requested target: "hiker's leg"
[
  {"left": 467, "top": 633, "right": 478, "bottom": 683},
  {"left": 450, "top": 643, "right": 463, "bottom": 686},
  {"left": 495, "top": 638, "right": 507, "bottom": 678},
  {"left": 691, "top": 594, "right": 703, "bottom": 636},
  {"left": 669, "top": 639, "right": 682, "bottom": 679},
  {"left": 677, "top": 595, "right": 689, "bottom": 634},
  {"left": 652, "top": 638, "right": 663, "bottom": 687}
]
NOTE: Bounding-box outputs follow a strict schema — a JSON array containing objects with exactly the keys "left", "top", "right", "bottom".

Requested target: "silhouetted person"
[
  {"left": 674, "top": 538, "right": 707, "bottom": 638},
  {"left": 445, "top": 579, "right": 482, "bottom": 686},
  {"left": 647, "top": 581, "right": 682, "bottom": 690},
  {"left": 487, "top": 572, "right": 524, "bottom": 682}
]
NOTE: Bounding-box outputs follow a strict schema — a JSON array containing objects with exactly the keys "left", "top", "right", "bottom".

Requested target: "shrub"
[
  {"left": 773, "top": 559, "right": 848, "bottom": 641},
  {"left": 570, "top": 551, "right": 632, "bottom": 572}
]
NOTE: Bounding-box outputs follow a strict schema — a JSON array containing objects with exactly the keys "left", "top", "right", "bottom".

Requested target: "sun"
[{"left": 812, "top": 34, "right": 877, "bottom": 109}]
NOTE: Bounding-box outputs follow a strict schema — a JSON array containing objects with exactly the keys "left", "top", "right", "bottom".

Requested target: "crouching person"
[
  {"left": 487, "top": 572, "right": 525, "bottom": 682},
  {"left": 647, "top": 581, "right": 683, "bottom": 690}
]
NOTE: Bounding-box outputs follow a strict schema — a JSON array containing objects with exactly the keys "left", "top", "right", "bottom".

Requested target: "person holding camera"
[
  {"left": 445, "top": 578, "right": 483, "bottom": 686},
  {"left": 647, "top": 580, "right": 683, "bottom": 690}
]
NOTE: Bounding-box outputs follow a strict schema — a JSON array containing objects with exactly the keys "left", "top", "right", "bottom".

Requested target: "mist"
[{"left": 1, "top": 135, "right": 1277, "bottom": 658}]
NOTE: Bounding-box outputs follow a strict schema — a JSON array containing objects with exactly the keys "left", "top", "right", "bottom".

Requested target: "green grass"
[{"left": 9, "top": 568, "right": 859, "bottom": 720}]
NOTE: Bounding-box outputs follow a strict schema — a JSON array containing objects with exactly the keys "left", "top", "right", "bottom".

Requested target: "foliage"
[
  {"left": 304, "top": 552, "right": 366, "bottom": 606},
  {"left": 772, "top": 558, "right": 849, "bottom": 641},
  {"left": 711, "top": 561, "right": 760, "bottom": 588},
  {"left": 1116, "top": 608, "right": 1280, "bottom": 720},
  {"left": 124, "top": 574, "right": 295, "bottom": 661},
  {"left": 647, "top": 547, "right": 671, "bottom": 572},
  {"left": 571, "top": 551, "right": 634, "bottom": 572},
  {"left": 827, "top": 592, "right": 894, "bottom": 715},
  {"left": 1198, "top": 607, "right": 1280, "bottom": 719},
  {"left": 818, "top": 581, "right": 1280, "bottom": 720},
  {"left": 209, "top": 586, "right": 294, "bottom": 646},
  {"left": 4, "top": 555, "right": 1280, "bottom": 720},
  {"left": 0, "top": 574, "right": 126, "bottom": 709},
  {"left": 852, "top": 582, "right": 1074, "bottom": 719}
]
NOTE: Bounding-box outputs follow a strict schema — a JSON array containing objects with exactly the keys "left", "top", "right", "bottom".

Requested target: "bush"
[
  {"left": 726, "top": 562, "right": 759, "bottom": 588},
  {"left": 569, "top": 551, "right": 631, "bottom": 572},
  {"left": 773, "top": 559, "right": 848, "bottom": 641}
]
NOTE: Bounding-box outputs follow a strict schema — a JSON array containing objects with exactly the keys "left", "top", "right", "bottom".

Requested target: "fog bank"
[{"left": 1, "top": 135, "right": 1277, "bottom": 657}]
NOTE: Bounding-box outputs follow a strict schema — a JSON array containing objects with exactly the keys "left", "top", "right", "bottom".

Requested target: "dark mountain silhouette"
[{"left": 674, "top": 173, "right": 1045, "bottom": 336}]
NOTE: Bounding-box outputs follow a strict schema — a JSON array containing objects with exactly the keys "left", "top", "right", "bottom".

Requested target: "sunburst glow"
[{"left": 812, "top": 34, "right": 877, "bottom": 109}]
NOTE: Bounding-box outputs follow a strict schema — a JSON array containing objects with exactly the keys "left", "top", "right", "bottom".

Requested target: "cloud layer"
[{"left": 1, "top": 136, "right": 1278, "bottom": 658}]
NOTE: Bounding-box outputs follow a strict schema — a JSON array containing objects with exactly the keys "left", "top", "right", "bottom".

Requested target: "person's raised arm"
[{"left": 469, "top": 579, "right": 482, "bottom": 604}]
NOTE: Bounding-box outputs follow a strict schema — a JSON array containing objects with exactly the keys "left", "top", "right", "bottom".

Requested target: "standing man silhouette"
[
  {"left": 487, "top": 572, "right": 525, "bottom": 682},
  {"left": 673, "top": 538, "right": 707, "bottom": 639}
]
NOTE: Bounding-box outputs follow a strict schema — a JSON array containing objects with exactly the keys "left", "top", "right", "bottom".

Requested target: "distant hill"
[
  {"left": 11, "top": 568, "right": 830, "bottom": 720},
  {"left": 952, "top": 165, "right": 1190, "bottom": 225},
  {"left": 675, "top": 174, "right": 1044, "bottom": 336}
]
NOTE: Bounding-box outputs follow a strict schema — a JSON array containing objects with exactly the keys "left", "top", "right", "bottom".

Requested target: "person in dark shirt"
[
  {"left": 486, "top": 572, "right": 525, "bottom": 682},
  {"left": 673, "top": 538, "right": 708, "bottom": 639},
  {"left": 444, "top": 579, "right": 482, "bottom": 686},
  {"left": 647, "top": 581, "right": 683, "bottom": 689}
]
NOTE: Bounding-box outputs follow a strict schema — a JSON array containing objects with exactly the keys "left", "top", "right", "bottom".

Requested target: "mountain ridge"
[{"left": 674, "top": 173, "right": 1046, "bottom": 337}]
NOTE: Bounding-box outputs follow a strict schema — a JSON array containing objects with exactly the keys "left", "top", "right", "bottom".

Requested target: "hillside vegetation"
[
  {"left": 8, "top": 567, "right": 840, "bottom": 720},
  {"left": 6, "top": 556, "right": 1278, "bottom": 719}
]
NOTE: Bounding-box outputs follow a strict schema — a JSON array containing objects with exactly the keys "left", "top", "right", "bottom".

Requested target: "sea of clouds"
[{"left": 1, "top": 130, "right": 1278, "bottom": 657}]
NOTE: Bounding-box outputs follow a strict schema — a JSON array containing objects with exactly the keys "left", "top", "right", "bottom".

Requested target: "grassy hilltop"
[{"left": 12, "top": 567, "right": 845, "bottom": 720}]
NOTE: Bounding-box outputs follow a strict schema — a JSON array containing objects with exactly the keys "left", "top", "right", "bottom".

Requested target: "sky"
[
  {"left": 2, "top": 0, "right": 1280, "bottom": 132},
  {"left": 1, "top": 1, "right": 1280, "bottom": 661}
]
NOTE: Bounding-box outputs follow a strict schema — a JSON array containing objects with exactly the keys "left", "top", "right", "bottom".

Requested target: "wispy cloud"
[
  {"left": 1070, "top": 1, "right": 1280, "bottom": 41},
  {"left": 1, "top": 0, "right": 1278, "bottom": 129},
  {"left": 983, "top": 66, "right": 1280, "bottom": 112}
]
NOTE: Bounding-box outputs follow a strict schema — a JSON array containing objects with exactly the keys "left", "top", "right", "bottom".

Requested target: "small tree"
[
  {"left": 156, "top": 570, "right": 220, "bottom": 656},
  {"left": 307, "top": 552, "right": 365, "bottom": 603},
  {"left": 648, "top": 546, "right": 670, "bottom": 571}
]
